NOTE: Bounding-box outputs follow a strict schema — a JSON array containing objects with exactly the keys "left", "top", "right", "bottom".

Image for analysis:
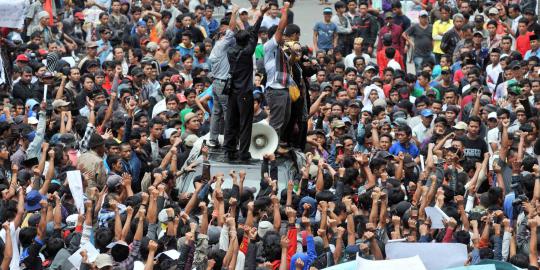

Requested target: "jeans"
[
  {"left": 413, "top": 54, "right": 436, "bottom": 74},
  {"left": 209, "top": 79, "right": 229, "bottom": 143},
  {"left": 265, "top": 88, "right": 291, "bottom": 140}
]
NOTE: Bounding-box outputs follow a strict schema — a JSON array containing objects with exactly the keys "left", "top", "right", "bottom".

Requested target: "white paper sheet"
[
  {"left": 425, "top": 206, "right": 449, "bottom": 229},
  {"left": 67, "top": 242, "right": 99, "bottom": 269},
  {"left": 66, "top": 170, "right": 85, "bottom": 214},
  {"left": 386, "top": 242, "right": 468, "bottom": 270}
]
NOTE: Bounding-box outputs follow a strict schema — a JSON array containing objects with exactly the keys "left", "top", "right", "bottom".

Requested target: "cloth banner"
[
  {"left": 386, "top": 242, "right": 468, "bottom": 270},
  {"left": 0, "top": 0, "right": 28, "bottom": 28}
]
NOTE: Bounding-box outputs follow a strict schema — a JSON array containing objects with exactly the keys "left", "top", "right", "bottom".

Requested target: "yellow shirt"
[{"left": 432, "top": 19, "right": 454, "bottom": 54}]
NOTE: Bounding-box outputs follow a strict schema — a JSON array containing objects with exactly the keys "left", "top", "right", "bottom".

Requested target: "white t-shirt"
[
  {"left": 487, "top": 127, "right": 500, "bottom": 154},
  {"left": 0, "top": 222, "right": 21, "bottom": 270},
  {"left": 387, "top": 59, "right": 401, "bottom": 71},
  {"left": 261, "top": 16, "right": 280, "bottom": 29}
]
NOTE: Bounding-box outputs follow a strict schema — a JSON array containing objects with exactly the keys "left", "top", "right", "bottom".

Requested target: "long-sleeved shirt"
[
  {"left": 377, "top": 24, "right": 404, "bottom": 55},
  {"left": 331, "top": 14, "right": 352, "bottom": 35},
  {"left": 26, "top": 110, "right": 47, "bottom": 159},
  {"left": 208, "top": 30, "right": 236, "bottom": 80},
  {"left": 289, "top": 234, "right": 317, "bottom": 270}
]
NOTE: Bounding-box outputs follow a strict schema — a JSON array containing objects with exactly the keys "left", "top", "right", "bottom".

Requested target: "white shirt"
[
  {"left": 261, "top": 16, "right": 280, "bottom": 29},
  {"left": 511, "top": 15, "right": 522, "bottom": 35},
  {"left": 344, "top": 52, "right": 371, "bottom": 69},
  {"left": 412, "top": 123, "right": 432, "bottom": 143},
  {"left": 487, "top": 127, "right": 500, "bottom": 154},
  {"left": 486, "top": 63, "right": 503, "bottom": 93}
]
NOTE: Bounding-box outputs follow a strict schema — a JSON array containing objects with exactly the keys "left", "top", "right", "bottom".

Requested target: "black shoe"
[
  {"left": 224, "top": 152, "right": 237, "bottom": 163},
  {"left": 237, "top": 153, "right": 255, "bottom": 164}
]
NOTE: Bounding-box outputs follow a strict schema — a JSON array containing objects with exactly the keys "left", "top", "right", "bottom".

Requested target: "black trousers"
[{"left": 223, "top": 90, "right": 254, "bottom": 158}]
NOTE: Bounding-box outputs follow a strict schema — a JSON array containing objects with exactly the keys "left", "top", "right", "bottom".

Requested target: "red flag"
[{"left": 43, "top": 0, "right": 54, "bottom": 26}]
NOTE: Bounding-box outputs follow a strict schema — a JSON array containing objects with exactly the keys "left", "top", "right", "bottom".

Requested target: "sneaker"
[{"left": 207, "top": 140, "right": 220, "bottom": 148}]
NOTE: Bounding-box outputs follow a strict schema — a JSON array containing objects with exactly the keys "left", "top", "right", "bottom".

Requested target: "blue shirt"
[
  {"left": 389, "top": 141, "right": 420, "bottom": 158},
  {"left": 525, "top": 48, "right": 540, "bottom": 60},
  {"left": 96, "top": 39, "right": 112, "bottom": 64},
  {"left": 202, "top": 17, "right": 219, "bottom": 37},
  {"left": 313, "top": 22, "right": 337, "bottom": 50}
]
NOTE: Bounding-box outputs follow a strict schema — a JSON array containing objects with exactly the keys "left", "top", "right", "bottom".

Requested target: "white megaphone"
[{"left": 249, "top": 120, "right": 279, "bottom": 160}]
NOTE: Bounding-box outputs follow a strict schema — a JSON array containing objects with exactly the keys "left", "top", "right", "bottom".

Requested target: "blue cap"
[
  {"left": 25, "top": 99, "right": 39, "bottom": 110},
  {"left": 420, "top": 108, "right": 434, "bottom": 117},
  {"left": 323, "top": 7, "right": 332, "bottom": 13},
  {"left": 137, "top": 20, "right": 147, "bottom": 27},
  {"left": 25, "top": 190, "right": 45, "bottom": 212},
  {"left": 26, "top": 131, "right": 36, "bottom": 142}
]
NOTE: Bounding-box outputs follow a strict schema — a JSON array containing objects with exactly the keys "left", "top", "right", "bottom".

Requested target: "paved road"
[
  {"left": 234, "top": 0, "right": 331, "bottom": 45},
  {"left": 232, "top": 0, "right": 418, "bottom": 73}
]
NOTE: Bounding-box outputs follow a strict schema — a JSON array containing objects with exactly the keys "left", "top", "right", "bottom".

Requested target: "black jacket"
[{"left": 227, "top": 16, "right": 263, "bottom": 93}]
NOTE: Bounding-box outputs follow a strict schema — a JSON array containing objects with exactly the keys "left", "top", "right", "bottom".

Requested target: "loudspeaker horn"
[{"left": 249, "top": 120, "right": 279, "bottom": 160}]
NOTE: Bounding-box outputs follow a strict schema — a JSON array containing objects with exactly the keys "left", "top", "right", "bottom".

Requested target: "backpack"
[{"left": 440, "top": 29, "right": 459, "bottom": 54}]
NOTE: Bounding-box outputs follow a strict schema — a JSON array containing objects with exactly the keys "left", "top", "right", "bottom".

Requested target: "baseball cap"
[
  {"left": 86, "top": 41, "right": 98, "bottom": 48},
  {"left": 419, "top": 10, "right": 428, "bottom": 17},
  {"left": 52, "top": 99, "right": 70, "bottom": 109},
  {"left": 348, "top": 100, "right": 361, "bottom": 107},
  {"left": 323, "top": 7, "right": 332, "bottom": 14},
  {"left": 331, "top": 120, "right": 346, "bottom": 129},
  {"left": 474, "top": 15, "right": 484, "bottom": 22},
  {"left": 239, "top": 8, "right": 248, "bottom": 14},
  {"left": 453, "top": 121, "right": 468, "bottom": 130},
  {"left": 473, "top": 31, "right": 484, "bottom": 37},
  {"left": 488, "top": 112, "right": 498, "bottom": 120},
  {"left": 364, "top": 65, "right": 376, "bottom": 72},
  {"left": 74, "top": 12, "right": 85, "bottom": 20},
  {"left": 385, "top": 11, "right": 393, "bottom": 18},
  {"left": 320, "top": 82, "right": 332, "bottom": 90},
  {"left": 420, "top": 109, "right": 434, "bottom": 117},
  {"left": 95, "top": 254, "right": 114, "bottom": 268},
  {"left": 16, "top": 54, "right": 29, "bottom": 62},
  {"left": 488, "top": 7, "right": 499, "bottom": 15}
]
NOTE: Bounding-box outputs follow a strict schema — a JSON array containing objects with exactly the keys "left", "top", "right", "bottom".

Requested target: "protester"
[{"left": 1, "top": 0, "right": 540, "bottom": 269}]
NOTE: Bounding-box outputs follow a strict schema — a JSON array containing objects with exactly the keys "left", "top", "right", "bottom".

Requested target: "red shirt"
[
  {"left": 376, "top": 46, "right": 404, "bottom": 77},
  {"left": 516, "top": 32, "right": 533, "bottom": 57}
]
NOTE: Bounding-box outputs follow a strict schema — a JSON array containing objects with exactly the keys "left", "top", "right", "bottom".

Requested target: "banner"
[
  {"left": 386, "top": 242, "right": 468, "bottom": 270},
  {"left": 357, "top": 255, "right": 427, "bottom": 270},
  {"left": 67, "top": 170, "right": 85, "bottom": 214},
  {"left": 0, "top": 0, "right": 28, "bottom": 29}
]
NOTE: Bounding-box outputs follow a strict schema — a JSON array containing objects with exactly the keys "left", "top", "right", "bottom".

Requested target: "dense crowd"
[{"left": 0, "top": 0, "right": 540, "bottom": 269}]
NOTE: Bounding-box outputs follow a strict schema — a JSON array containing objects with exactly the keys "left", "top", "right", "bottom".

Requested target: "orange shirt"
[{"left": 516, "top": 32, "right": 533, "bottom": 57}]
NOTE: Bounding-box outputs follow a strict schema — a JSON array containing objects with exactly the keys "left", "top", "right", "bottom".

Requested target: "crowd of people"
[{"left": 0, "top": 0, "right": 540, "bottom": 269}]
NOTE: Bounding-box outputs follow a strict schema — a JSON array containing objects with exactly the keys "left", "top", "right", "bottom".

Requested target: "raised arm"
[
  {"left": 274, "top": 2, "right": 290, "bottom": 44},
  {"left": 1, "top": 222, "right": 12, "bottom": 270}
]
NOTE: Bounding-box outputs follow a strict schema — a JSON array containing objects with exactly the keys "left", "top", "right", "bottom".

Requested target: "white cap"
[
  {"left": 239, "top": 8, "right": 248, "bottom": 14},
  {"left": 488, "top": 112, "right": 497, "bottom": 120},
  {"left": 164, "top": 128, "right": 178, "bottom": 139},
  {"left": 27, "top": 116, "right": 39, "bottom": 125}
]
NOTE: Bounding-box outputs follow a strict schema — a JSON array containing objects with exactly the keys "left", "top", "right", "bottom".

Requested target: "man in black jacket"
[
  {"left": 223, "top": 4, "right": 269, "bottom": 162},
  {"left": 12, "top": 66, "right": 35, "bottom": 102}
]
